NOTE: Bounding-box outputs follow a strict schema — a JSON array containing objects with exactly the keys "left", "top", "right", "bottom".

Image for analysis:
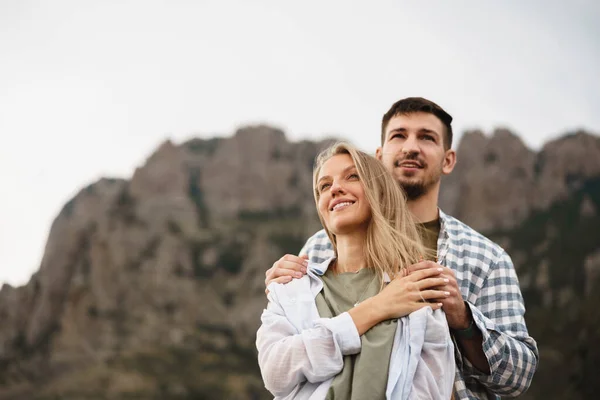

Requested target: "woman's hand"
[
  {"left": 349, "top": 266, "right": 449, "bottom": 335},
  {"left": 376, "top": 266, "right": 450, "bottom": 320}
]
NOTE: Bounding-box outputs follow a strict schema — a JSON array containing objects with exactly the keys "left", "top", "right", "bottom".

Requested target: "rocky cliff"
[
  {"left": 440, "top": 129, "right": 600, "bottom": 232},
  {"left": 0, "top": 125, "right": 599, "bottom": 399}
]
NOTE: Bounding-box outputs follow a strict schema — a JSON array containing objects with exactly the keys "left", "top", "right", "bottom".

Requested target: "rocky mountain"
[
  {"left": 0, "top": 125, "right": 599, "bottom": 399},
  {"left": 439, "top": 129, "right": 600, "bottom": 232}
]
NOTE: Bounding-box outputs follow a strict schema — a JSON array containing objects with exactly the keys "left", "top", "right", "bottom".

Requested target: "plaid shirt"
[{"left": 299, "top": 209, "right": 539, "bottom": 399}]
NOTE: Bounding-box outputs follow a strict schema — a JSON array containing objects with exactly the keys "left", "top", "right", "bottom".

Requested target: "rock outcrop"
[
  {"left": 0, "top": 126, "right": 331, "bottom": 399},
  {"left": 440, "top": 129, "right": 600, "bottom": 232}
]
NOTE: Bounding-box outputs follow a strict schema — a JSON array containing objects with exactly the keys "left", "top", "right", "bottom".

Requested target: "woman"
[{"left": 256, "top": 142, "right": 455, "bottom": 399}]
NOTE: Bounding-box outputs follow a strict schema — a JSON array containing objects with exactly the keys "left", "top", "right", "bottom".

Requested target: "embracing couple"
[{"left": 256, "top": 97, "right": 539, "bottom": 399}]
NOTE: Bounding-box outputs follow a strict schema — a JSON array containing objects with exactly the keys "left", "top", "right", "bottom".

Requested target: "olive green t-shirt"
[
  {"left": 316, "top": 268, "right": 396, "bottom": 400},
  {"left": 417, "top": 218, "right": 441, "bottom": 261}
]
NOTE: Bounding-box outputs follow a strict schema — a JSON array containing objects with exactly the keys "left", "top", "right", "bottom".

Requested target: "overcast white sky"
[{"left": 1, "top": 0, "right": 599, "bottom": 287}]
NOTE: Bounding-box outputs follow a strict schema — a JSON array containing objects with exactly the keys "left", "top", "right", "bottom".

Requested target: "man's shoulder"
[
  {"left": 440, "top": 211, "right": 507, "bottom": 258},
  {"left": 306, "top": 229, "right": 329, "bottom": 242},
  {"left": 300, "top": 229, "right": 334, "bottom": 264},
  {"left": 303, "top": 229, "right": 332, "bottom": 249}
]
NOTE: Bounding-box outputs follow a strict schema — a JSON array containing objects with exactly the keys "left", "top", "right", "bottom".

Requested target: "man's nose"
[{"left": 402, "top": 135, "right": 420, "bottom": 155}]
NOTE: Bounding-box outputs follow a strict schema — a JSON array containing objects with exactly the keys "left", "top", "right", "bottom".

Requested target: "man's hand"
[
  {"left": 406, "top": 260, "right": 469, "bottom": 330},
  {"left": 264, "top": 254, "right": 308, "bottom": 293}
]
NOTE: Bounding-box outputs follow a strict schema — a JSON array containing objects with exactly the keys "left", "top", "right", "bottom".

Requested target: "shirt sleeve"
[
  {"left": 256, "top": 287, "right": 361, "bottom": 397},
  {"left": 454, "top": 251, "right": 539, "bottom": 397},
  {"left": 298, "top": 235, "right": 314, "bottom": 257},
  {"left": 298, "top": 230, "right": 332, "bottom": 264}
]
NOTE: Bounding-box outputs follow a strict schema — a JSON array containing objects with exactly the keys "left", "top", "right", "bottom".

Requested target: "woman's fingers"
[
  {"left": 404, "top": 260, "right": 437, "bottom": 274},
  {"left": 416, "top": 276, "right": 450, "bottom": 290},
  {"left": 403, "top": 265, "right": 444, "bottom": 282},
  {"left": 418, "top": 289, "right": 451, "bottom": 301}
]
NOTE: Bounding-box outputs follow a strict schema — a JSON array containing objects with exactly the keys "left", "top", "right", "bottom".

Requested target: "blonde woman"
[{"left": 256, "top": 142, "right": 455, "bottom": 399}]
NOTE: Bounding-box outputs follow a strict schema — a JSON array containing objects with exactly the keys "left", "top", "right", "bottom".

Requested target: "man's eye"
[
  {"left": 391, "top": 134, "right": 405, "bottom": 140},
  {"left": 422, "top": 135, "right": 435, "bottom": 141}
]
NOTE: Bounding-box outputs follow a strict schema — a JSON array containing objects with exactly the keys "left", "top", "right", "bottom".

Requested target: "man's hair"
[
  {"left": 381, "top": 97, "right": 453, "bottom": 150},
  {"left": 313, "top": 142, "right": 430, "bottom": 285}
]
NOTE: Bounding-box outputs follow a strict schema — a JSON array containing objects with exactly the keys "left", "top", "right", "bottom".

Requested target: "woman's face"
[{"left": 316, "top": 154, "right": 372, "bottom": 236}]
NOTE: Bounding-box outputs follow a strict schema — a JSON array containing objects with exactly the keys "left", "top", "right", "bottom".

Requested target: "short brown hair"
[{"left": 381, "top": 97, "right": 453, "bottom": 150}]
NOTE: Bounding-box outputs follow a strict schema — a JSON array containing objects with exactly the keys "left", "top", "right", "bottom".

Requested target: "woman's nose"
[{"left": 330, "top": 180, "right": 345, "bottom": 195}]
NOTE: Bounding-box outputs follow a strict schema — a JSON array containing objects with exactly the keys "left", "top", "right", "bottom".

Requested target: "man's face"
[{"left": 376, "top": 112, "right": 455, "bottom": 200}]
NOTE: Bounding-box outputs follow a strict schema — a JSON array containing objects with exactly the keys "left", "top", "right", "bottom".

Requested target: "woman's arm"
[
  {"left": 256, "top": 290, "right": 361, "bottom": 397},
  {"left": 257, "top": 268, "right": 448, "bottom": 397}
]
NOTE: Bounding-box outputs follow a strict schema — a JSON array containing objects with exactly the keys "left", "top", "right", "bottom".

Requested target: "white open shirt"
[{"left": 256, "top": 258, "right": 456, "bottom": 399}]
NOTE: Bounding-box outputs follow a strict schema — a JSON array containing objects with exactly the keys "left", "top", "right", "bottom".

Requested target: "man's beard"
[
  {"left": 400, "top": 181, "right": 426, "bottom": 200},
  {"left": 392, "top": 155, "right": 443, "bottom": 201},
  {"left": 398, "top": 170, "right": 442, "bottom": 200}
]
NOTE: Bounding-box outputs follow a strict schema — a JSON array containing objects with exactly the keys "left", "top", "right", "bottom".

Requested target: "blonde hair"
[{"left": 313, "top": 142, "right": 428, "bottom": 285}]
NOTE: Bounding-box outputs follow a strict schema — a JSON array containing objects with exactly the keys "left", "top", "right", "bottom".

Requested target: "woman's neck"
[{"left": 335, "top": 231, "right": 367, "bottom": 273}]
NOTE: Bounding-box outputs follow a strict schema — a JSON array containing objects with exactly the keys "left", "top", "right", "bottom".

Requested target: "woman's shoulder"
[
  {"left": 268, "top": 257, "right": 333, "bottom": 302},
  {"left": 268, "top": 273, "right": 312, "bottom": 299}
]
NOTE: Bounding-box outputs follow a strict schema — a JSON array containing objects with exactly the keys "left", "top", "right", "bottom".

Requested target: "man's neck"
[{"left": 407, "top": 187, "right": 440, "bottom": 223}]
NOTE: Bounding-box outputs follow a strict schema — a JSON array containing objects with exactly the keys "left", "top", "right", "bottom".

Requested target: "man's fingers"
[
  {"left": 264, "top": 254, "right": 309, "bottom": 287},
  {"left": 269, "top": 276, "right": 293, "bottom": 286},
  {"left": 265, "top": 275, "right": 294, "bottom": 291},
  {"left": 270, "top": 256, "right": 308, "bottom": 276},
  {"left": 265, "top": 276, "right": 294, "bottom": 294},
  {"left": 277, "top": 255, "right": 308, "bottom": 271},
  {"left": 266, "top": 266, "right": 304, "bottom": 283}
]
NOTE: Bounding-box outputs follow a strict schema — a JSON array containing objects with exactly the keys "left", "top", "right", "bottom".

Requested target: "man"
[{"left": 264, "top": 97, "right": 539, "bottom": 399}]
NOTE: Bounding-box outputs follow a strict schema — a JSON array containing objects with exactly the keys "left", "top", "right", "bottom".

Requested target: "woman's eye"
[
  {"left": 320, "top": 183, "right": 331, "bottom": 192},
  {"left": 348, "top": 173, "right": 359, "bottom": 180}
]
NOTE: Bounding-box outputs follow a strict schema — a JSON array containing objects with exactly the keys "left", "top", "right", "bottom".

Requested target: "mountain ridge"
[{"left": 0, "top": 125, "right": 599, "bottom": 399}]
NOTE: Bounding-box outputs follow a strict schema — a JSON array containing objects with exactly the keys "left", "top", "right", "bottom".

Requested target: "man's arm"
[
  {"left": 264, "top": 230, "right": 331, "bottom": 289},
  {"left": 408, "top": 257, "right": 538, "bottom": 397},
  {"left": 408, "top": 261, "right": 491, "bottom": 373},
  {"left": 456, "top": 251, "right": 539, "bottom": 397}
]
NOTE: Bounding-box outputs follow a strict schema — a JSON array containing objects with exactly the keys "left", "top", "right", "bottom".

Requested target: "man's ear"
[
  {"left": 442, "top": 149, "right": 456, "bottom": 175},
  {"left": 375, "top": 147, "right": 383, "bottom": 161}
]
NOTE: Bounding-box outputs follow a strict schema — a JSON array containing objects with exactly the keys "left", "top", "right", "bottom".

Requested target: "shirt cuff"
[
  {"left": 315, "top": 312, "right": 362, "bottom": 356},
  {"left": 453, "top": 302, "right": 497, "bottom": 378}
]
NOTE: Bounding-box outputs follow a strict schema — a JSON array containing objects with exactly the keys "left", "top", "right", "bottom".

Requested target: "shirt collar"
[{"left": 309, "top": 256, "right": 392, "bottom": 283}]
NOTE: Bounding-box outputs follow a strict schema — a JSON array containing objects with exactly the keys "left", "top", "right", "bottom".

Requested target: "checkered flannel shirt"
[{"left": 298, "top": 209, "right": 539, "bottom": 399}]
